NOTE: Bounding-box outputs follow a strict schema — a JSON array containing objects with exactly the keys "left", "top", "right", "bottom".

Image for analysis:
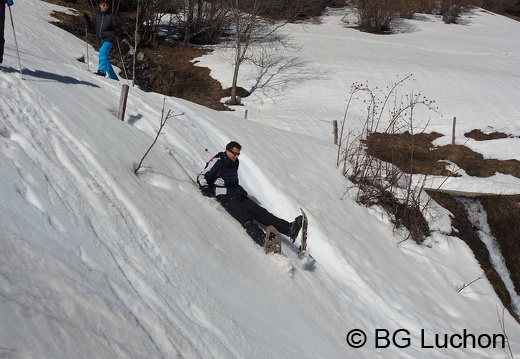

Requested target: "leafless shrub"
[
  {"left": 497, "top": 306, "right": 515, "bottom": 358},
  {"left": 134, "top": 99, "right": 184, "bottom": 174},
  {"left": 353, "top": 0, "right": 400, "bottom": 32},
  {"left": 457, "top": 273, "right": 486, "bottom": 292},
  {"left": 398, "top": 0, "right": 436, "bottom": 17},
  {"left": 439, "top": 0, "right": 474, "bottom": 24},
  {"left": 337, "top": 75, "right": 439, "bottom": 243}
]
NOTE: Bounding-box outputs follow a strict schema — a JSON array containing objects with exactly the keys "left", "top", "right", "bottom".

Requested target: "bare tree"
[
  {"left": 179, "top": 0, "right": 233, "bottom": 45},
  {"left": 126, "top": 0, "right": 183, "bottom": 47},
  {"left": 225, "top": 0, "right": 317, "bottom": 105}
]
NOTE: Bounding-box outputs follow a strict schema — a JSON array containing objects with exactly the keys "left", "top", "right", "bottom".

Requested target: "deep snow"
[{"left": 1, "top": 2, "right": 519, "bottom": 358}]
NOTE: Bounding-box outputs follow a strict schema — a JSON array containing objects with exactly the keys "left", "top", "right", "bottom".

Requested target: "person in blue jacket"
[
  {"left": 84, "top": 0, "right": 119, "bottom": 80},
  {"left": 198, "top": 141, "right": 303, "bottom": 247},
  {"left": 0, "top": 0, "right": 14, "bottom": 64}
]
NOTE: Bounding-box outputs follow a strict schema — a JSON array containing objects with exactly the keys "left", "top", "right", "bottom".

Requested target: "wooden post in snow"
[
  {"left": 452, "top": 117, "right": 456, "bottom": 145},
  {"left": 333, "top": 120, "right": 338, "bottom": 145},
  {"left": 118, "top": 84, "right": 129, "bottom": 121}
]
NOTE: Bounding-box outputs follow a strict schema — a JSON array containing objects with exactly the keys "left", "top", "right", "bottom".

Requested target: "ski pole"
[
  {"left": 8, "top": 6, "right": 23, "bottom": 79},
  {"left": 85, "top": 23, "right": 90, "bottom": 71}
]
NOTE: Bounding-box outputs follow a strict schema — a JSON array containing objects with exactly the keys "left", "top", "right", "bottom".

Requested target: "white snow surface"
[{"left": 1, "top": 2, "right": 519, "bottom": 358}]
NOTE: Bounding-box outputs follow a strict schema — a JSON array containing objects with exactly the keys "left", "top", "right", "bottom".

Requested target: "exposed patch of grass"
[
  {"left": 464, "top": 129, "right": 511, "bottom": 141},
  {"left": 366, "top": 131, "right": 520, "bottom": 178},
  {"left": 365, "top": 132, "right": 452, "bottom": 176},
  {"left": 221, "top": 87, "right": 251, "bottom": 99},
  {"left": 133, "top": 45, "right": 228, "bottom": 111}
]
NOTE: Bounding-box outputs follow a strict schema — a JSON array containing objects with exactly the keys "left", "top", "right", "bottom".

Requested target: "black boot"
[
  {"left": 289, "top": 215, "right": 303, "bottom": 241},
  {"left": 244, "top": 220, "right": 265, "bottom": 246}
]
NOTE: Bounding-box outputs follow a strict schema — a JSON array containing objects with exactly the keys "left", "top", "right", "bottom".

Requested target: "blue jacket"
[{"left": 197, "top": 152, "right": 244, "bottom": 197}]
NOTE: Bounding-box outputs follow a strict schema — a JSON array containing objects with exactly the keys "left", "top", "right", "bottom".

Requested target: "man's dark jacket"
[{"left": 197, "top": 152, "right": 245, "bottom": 197}]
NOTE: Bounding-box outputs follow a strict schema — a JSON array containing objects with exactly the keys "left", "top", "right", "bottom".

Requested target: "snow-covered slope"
[{"left": 1, "top": 1, "right": 519, "bottom": 358}]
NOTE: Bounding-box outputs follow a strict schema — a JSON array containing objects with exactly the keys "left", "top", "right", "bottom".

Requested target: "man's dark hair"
[{"left": 226, "top": 141, "right": 241, "bottom": 151}]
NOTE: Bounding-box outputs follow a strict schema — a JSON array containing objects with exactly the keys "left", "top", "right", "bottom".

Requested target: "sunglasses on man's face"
[{"left": 229, "top": 150, "right": 241, "bottom": 157}]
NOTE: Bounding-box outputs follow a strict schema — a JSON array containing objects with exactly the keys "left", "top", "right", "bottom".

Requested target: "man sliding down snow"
[{"left": 197, "top": 141, "right": 302, "bottom": 248}]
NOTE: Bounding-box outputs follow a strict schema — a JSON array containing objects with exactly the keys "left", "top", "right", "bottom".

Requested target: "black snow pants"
[{"left": 217, "top": 195, "right": 290, "bottom": 246}]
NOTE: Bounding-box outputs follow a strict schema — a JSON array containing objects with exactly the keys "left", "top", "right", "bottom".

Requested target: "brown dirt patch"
[
  {"left": 464, "top": 129, "right": 511, "bottom": 141},
  {"left": 366, "top": 131, "right": 520, "bottom": 178},
  {"left": 134, "top": 46, "right": 227, "bottom": 111}
]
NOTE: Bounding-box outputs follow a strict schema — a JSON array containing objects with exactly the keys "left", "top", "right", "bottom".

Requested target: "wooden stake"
[
  {"left": 118, "top": 84, "right": 129, "bottom": 121},
  {"left": 333, "top": 120, "right": 338, "bottom": 145},
  {"left": 452, "top": 117, "right": 456, "bottom": 145}
]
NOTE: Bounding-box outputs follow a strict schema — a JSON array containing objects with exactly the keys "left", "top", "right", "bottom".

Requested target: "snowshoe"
[
  {"left": 298, "top": 208, "right": 308, "bottom": 255},
  {"left": 264, "top": 225, "right": 282, "bottom": 254}
]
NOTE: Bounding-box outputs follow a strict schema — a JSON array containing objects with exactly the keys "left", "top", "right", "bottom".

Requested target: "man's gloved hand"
[
  {"left": 200, "top": 186, "right": 213, "bottom": 197},
  {"left": 6, "top": 0, "right": 14, "bottom": 6}
]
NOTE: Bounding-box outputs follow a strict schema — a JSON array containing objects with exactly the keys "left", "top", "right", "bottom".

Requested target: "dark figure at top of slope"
[{"left": 84, "top": 0, "right": 119, "bottom": 81}]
